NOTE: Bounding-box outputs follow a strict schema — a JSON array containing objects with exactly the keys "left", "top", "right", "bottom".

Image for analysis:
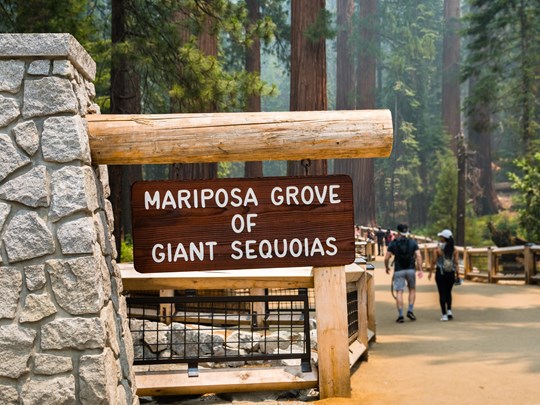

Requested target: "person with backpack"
[
  {"left": 375, "top": 227, "right": 386, "bottom": 256},
  {"left": 429, "top": 229, "right": 459, "bottom": 321},
  {"left": 384, "top": 224, "right": 423, "bottom": 323}
]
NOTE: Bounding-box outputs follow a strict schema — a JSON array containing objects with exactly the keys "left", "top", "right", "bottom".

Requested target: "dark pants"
[
  {"left": 435, "top": 271, "right": 455, "bottom": 315},
  {"left": 377, "top": 241, "right": 383, "bottom": 255}
]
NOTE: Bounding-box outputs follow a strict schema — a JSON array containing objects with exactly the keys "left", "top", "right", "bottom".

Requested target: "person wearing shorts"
[{"left": 384, "top": 224, "right": 423, "bottom": 323}]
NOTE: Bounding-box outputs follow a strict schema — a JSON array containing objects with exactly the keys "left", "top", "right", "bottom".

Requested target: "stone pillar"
[{"left": 0, "top": 34, "right": 138, "bottom": 405}]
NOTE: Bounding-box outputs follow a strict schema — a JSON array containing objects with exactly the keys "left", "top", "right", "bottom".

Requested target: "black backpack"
[{"left": 395, "top": 238, "right": 413, "bottom": 268}]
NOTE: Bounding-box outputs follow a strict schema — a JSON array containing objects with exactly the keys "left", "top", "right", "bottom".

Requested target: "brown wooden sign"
[{"left": 131, "top": 175, "right": 354, "bottom": 273}]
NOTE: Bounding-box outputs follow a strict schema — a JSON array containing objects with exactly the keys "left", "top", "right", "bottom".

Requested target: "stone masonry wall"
[{"left": 0, "top": 34, "right": 138, "bottom": 404}]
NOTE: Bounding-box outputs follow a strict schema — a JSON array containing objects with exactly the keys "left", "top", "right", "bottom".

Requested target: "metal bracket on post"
[
  {"left": 187, "top": 361, "right": 199, "bottom": 377},
  {"left": 299, "top": 287, "right": 312, "bottom": 372},
  {"left": 301, "top": 159, "right": 311, "bottom": 176},
  {"left": 301, "top": 357, "right": 312, "bottom": 373}
]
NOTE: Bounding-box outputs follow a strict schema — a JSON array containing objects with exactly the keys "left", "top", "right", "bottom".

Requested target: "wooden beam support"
[
  {"left": 313, "top": 266, "right": 351, "bottom": 398},
  {"left": 119, "top": 263, "right": 314, "bottom": 290},
  {"left": 86, "top": 110, "right": 393, "bottom": 165},
  {"left": 135, "top": 366, "right": 318, "bottom": 396},
  {"left": 366, "top": 271, "right": 376, "bottom": 337}
]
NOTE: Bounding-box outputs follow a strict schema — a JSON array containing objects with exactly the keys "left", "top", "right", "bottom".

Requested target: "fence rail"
[
  {"left": 418, "top": 243, "right": 540, "bottom": 285},
  {"left": 127, "top": 293, "right": 312, "bottom": 375}
]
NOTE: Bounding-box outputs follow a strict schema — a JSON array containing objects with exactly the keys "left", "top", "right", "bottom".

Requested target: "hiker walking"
[
  {"left": 384, "top": 224, "right": 423, "bottom": 323},
  {"left": 375, "top": 227, "right": 386, "bottom": 256},
  {"left": 429, "top": 229, "right": 459, "bottom": 321}
]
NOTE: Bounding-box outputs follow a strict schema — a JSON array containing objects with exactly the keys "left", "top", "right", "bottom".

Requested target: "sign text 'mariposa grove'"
[{"left": 131, "top": 175, "right": 354, "bottom": 273}]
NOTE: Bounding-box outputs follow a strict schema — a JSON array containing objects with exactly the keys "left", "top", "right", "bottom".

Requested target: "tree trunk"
[
  {"left": 334, "top": 0, "right": 377, "bottom": 227},
  {"left": 442, "top": 0, "right": 463, "bottom": 245},
  {"left": 244, "top": 0, "right": 263, "bottom": 179},
  {"left": 468, "top": 75, "right": 500, "bottom": 215},
  {"left": 334, "top": 0, "right": 356, "bottom": 217},
  {"left": 355, "top": 0, "right": 377, "bottom": 227},
  {"left": 442, "top": 0, "right": 461, "bottom": 152},
  {"left": 289, "top": 0, "right": 327, "bottom": 176},
  {"left": 171, "top": 12, "right": 218, "bottom": 180},
  {"left": 110, "top": 0, "right": 142, "bottom": 259},
  {"left": 336, "top": 0, "right": 355, "bottom": 111}
]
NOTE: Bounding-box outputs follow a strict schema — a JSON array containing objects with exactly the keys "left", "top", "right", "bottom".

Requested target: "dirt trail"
[{"left": 318, "top": 260, "right": 540, "bottom": 405}]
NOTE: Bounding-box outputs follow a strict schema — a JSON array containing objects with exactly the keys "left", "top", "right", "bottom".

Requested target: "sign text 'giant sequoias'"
[{"left": 131, "top": 175, "right": 354, "bottom": 273}]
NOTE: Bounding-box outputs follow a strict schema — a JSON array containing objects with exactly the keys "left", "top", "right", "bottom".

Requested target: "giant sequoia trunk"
[
  {"left": 334, "top": 0, "right": 377, "bottom": 226},
  {"left": 110, "top": 0, "right": 142, "bottom": 258},
  {"left": 171, "top": 13, "right": 217, "bottom": 181},
  {"left": 355, "top": 0, "right": 377, "bottom": 227},
  {"left": 442, "top": 0, "right": 464, "bottom": 245},
  {"left": 468, "top": 75, "right": 500, "bottom": 215},
  {"left": 442, "top": 0, "right": 461, "bottom": 152},
  {"left": 244, "top": 0, "right": 263, "bottom": 179},
  {"left": 288, "top": 0, "right": 327, "bottom": 176}
]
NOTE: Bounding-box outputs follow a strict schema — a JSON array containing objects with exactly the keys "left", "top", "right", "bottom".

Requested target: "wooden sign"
[{"left": 131, "top": 175, "right": 354, "bottom": 273}]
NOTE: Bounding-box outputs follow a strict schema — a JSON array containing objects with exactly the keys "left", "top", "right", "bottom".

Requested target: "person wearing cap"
[
  {"left": 384, "top": 224, "right": 423, "bottom": 323},
  {"left": 429, "top": 229, "right": 459, "bottom": 321}
]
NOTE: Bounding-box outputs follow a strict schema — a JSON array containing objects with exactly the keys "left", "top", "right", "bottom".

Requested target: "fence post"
[
  {"left": 159, "top": 289, "right": 175, "bottom": 324},
  {"left": 487, "top": 247, "right": 495, "bottom": 283},
  {"left": 313, "top": 266, "right": 351, "bottom": 398},
  {"left": 366, "top": 271, "right": 376, "bottom": 338},
  {"left": 463, "top": 247, "right": 469, "bottom": 278},
  {"left": 523, "top": 245, "right": 533, "bottom": 285},
  {"left": 357, "top": 272, "right": 368, "bottom": 348}
]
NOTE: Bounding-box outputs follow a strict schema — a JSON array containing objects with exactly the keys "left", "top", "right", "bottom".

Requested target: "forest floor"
[{"left": 142, "top": 254, "right": 540, "bottom": 405}]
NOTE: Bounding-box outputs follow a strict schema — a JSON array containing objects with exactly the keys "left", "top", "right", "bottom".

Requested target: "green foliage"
[
  {"left": 218, "top": 162, "right": 244, "bottom": 178},
  {"left": 509, "top": 153, "right": 540, "bottom": 243},
  {"left": 463, "top": 0, "right": 540, "bottom": 159},
  {"left": 108, "top": 0, "right": 279, "bottom": 114},
  {"left": 120, "top": 235, "right": 134, "bottom": 263},
  {"left": 304, "top": 9, "right": 336, "bottom": 43},
  {"left": 375, "top": 0, "right": 445, "bottom": 227},
  {"left": 428, "top": 150, "right": 457, "bottom": 234}
]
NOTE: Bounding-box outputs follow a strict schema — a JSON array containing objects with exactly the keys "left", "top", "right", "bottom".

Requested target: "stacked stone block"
[{"left": 0, "top": 34, "right": 137, "bottom": 405}]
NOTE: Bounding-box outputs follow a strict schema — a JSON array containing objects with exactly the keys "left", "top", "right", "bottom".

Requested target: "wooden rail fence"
[
  {"left": 418, "top": 243, "right": 540, "bottom": 285},
  {"left": 359, "top": 226, "right": 539, "bottom": 285}
]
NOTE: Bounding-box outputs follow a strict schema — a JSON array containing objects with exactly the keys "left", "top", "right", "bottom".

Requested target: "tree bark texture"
[
  {"left": 336, "top": 0, "right": 355, "bottom": 111},
  {"left": 442, "top": 0, "right": 461, "bottom": 152},
  {"left": 467, "top": 75, "right": 500, "bottom": 215},
  {"left": 244, "top": 0, "right": 263, "bottom": 178},
  {"left": 110, "top": 0, "right": 142, "bottom": 258},
  {"left": 355, "top": 0, "right": 377, "bottom": 226},
  {"left": 289, "top": 0, "right": 327, "bottom": 176},
  {"left": 171, "top": 11, "right": 218, "bottom": 180},
  {"left": 443, "top": 0, "right": 463, "bottom": 244}
]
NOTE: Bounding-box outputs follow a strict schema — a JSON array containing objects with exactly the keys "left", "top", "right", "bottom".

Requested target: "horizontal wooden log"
[{"left": 86, "top": 110, "right": 393, "bottom": 165}]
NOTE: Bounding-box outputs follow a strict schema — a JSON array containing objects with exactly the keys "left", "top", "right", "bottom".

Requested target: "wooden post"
[
  {"left": 523, "top": 245, "right": 533, "bottom": 285},
  {"left": 487, "top": 248, "right": 495, "bottom": 283},
  {"left": 357, "top": 272, "right": 368, "bottom": 348},
  {"left": 313, "top": 266, "right": 351, "bottom": 398},
  {"left": 159, "top": 289, "right": 175, "bottom": 324},
  {"left": 250, "top": 288, "right": 266, "bottom": 328},
  {"left": 366, "top": 271, "right": 376, "bottom": 337},
  {"left": 463, "top": 247, "right": 469, "bottom": 278},
  {"left": 86, "top": 110, "right": 393, "bottom": 165}
]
